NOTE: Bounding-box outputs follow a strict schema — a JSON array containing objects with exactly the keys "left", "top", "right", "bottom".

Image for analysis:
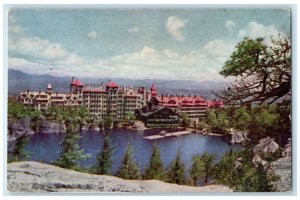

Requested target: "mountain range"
[{"left": 8, "top": 69, "right": 230, "bottom": 99}]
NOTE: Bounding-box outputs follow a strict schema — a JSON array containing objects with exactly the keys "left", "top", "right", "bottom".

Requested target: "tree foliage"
[
  {"left": 93, "top": 117, "right": 115, "bottom": 175},
  {"left": 167, "top": 148, "right": 186, "bottom": 185},
  {"left": 218, "top": 36, "right": 291, "bottom": 106},
  {"left": 189, "top": 154, "right": 205, "bottom": 186},
  {"left": 144, "top": 143, "right": 165, "bottom": 181},
  {"left": 116, "top": 144, "right": 140, "bottom": 180},
  {"left": 206, "top": 109, "right": 230, "bottom": 135},
  {"left": 54, "top": 119, "right": 90, "bottom": 170},
  {"left": 214, "top": 149, "right": 276, "bottom": 192},
  {"left": 189, "top": 152, "right": 215, "bottom": 186},
  {"left": 201, "top": 152, "right": 215, "bottom": 184},
  {"left": 94, "top": 134, "right": 115, "bottom": 175}
]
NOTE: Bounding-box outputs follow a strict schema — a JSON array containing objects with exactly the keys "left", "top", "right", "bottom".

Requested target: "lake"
[{"left": 25, "top": 128, "right": 242, "bottom": 174}]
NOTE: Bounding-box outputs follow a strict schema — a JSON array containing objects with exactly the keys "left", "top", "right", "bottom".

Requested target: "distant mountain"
[{"left": 8, "top": 69, "right": 229, "bottom": 99}]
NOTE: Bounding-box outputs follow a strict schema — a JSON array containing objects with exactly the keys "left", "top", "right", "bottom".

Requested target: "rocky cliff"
[
  {"left": 7, "top": 161, "right": 232, "bottom": 193},
  {"left": 8, "top": 118, "right": 34, "bottom": 153},
  {"left": 252, "top": 137, "right": 292, "bottom": 192},
  {"left": 8, "top": 118, "right": 66, "bottom": 153}
]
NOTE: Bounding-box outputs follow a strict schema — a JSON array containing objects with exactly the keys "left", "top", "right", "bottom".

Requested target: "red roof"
[
  {"left": 207, "top": 100, "right": 224, "bottom": 108},
  {"left": 150, "top": 83, "right": 157, "bottom": 96},
  {"left": 83, "top": 89, "right": 106, "bottom": 93},
  {"left": 106, "top": 81, "right": 118, "bottom": 88},
  {"left": 71, "top": 79, "right": 83, "bottom": 87},
  {"left": 155, "top": 95, "right": 208, "bottom": 107}
]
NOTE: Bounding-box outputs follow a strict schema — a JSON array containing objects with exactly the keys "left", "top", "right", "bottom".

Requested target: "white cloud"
[
  {"left": 239, "top": 21, "right": 280, "bottom": 40},
  {"left": 87, "top": 31, "right": 97, "bottom": 39},
  {"left": 9, "top": 37, "right": 235, "bottom": 80},
  {"left": 128, "top": 27, "right": 139, "bottom": 33},
  {"left": 9, "top": 36, "right": 83, "bottom": 65},
  {"left": 202, "top": 39, "right": 235, "bottom": 57},
  {"left": 225, "top": 20, "right": 236, "bottom": 31},
  {"left": 166, "top": 16, "right": 188, "bottom": 41},
  {"left": 80, "top": 39, "right": 234, "bottom": 81}
]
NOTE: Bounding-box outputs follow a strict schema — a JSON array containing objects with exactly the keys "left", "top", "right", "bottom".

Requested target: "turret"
[
  {"left": 46, "top": 83, "right": 52, "bottom": 94},
  {"left": 150, "top": 82, "right": 157, "bottom": 97}
]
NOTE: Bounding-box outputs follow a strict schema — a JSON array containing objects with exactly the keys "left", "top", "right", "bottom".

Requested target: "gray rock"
[
  {"left": 8, "top": 118, "right": 34, "bottom": 153},
  {"left": 132, "top": 121, "right": 145, "bottom": 130},
  {"left": 7, "top": 161, "right": 232, "bottom": 193},
  {"left": 39, "top": 121, "right": 66, "bottom": 134},
  {"left": 231, "top": 132, "right": 245, "bottom": 144},
  {"left": 253, "top": 137, "right": 280, "bottom": 156},
  {"left": 268, "top": 139, "right": 292, "bottom": 192}
]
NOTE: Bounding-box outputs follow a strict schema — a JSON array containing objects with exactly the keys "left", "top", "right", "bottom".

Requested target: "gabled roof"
[
  {"left": 140, "top": 106, "right": 179, "bottom": 117},
  {"left": 155, "top": 95, "right": 208, "bottom": 107},
  {"left": 71, "top": 79, "right": 83, "bottom": 87},
  {"left": 106, "top": 81, "right": 118, "bottom": 88},
  {"left": 47, "top": 83, "right": 52, "bottom": 89}
]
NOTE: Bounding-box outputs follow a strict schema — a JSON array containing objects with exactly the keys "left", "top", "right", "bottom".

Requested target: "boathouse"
[{"left": 135, "top": 106, "right": 179, "bottom": 128}]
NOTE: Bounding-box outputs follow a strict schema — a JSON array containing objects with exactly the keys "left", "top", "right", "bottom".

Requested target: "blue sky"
[{"left": 8, "top": 8, "right": 290, "bottom": 81}]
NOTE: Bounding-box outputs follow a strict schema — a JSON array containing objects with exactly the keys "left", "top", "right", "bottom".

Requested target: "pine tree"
[
  {"left": 54, "top": 119, "right": 89, "bottom": 170},
  {"left": 189, "top": 154, "right": 205, "bottom": 186},
  {"left": 95, "top": 133, "right": 115, "bottom": 175},
  {"left": 116, "top": 144, "right": 140, "bottom": 180},
  {"left": 201, "top": 152, "right": 215, "bottom": 184},
  {"left": 144, "top": 143, "right": 165, "bottom": 181},
  {"left": 167, "top": 148, "right": 186, "bottom": 184}
]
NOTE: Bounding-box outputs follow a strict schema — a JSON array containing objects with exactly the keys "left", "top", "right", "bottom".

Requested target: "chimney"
[
  {"left": 188, "top": 94, "right": 191, "bottom": 97},
  {"left": 181, "top": 95, "right": 184, "bottom": 98},
  {"left": 72, "top": 77, "right": 75, "bottom": 82},
  {"left": 56, "top": 91, "right": 58, "bottom": 96},
  {"left": 161, "top": 94, "right": 164, "bottom": 100},
  {"left": 27, "top": 89, "right": 29, "bottom": 94},
  {"left": 194, "top": 95, "right": 197, "bottom": 98}
]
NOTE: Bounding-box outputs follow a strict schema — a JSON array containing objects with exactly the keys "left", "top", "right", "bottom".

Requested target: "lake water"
[{"left": 25, "top": 128, "right": 242, "bottom": 174}]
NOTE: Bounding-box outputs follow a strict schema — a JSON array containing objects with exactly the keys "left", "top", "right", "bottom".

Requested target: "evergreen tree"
[
  {"left": 201, "top": 152, "right": 215, "bottom": 184},
  {"left": 54, "top": 119, "right": 89, "bottom": 170},
  {"left": 189, "top": 154, "right": 205, "bottom": 186},
  {"left": 167, "top": 148, "right": 186, "bottom": 184},
  {"left": 214, "top": 149, "right": 276, "bottom": 192},
  {"left": 94, "top": 134, "right": 115, "bottom": 175},
  {"left": 144, "top": 143, "right": 165, "bottom": 181},
  {"left": 116, "top": 144, "right": 140, "bottom": 180},
  {"left": 218, "top": 36, "right": 291, "bottom": 106},
  {"left": 213, "top": 149, "right": 239, "bottom": 188},
  {"left": 94, "top": 117, "right": 115, "bottom": 175}
]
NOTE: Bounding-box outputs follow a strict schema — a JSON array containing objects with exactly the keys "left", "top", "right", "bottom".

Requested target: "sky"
[{"left": 8, "top": 8, "right": 290, "bottom": 81}]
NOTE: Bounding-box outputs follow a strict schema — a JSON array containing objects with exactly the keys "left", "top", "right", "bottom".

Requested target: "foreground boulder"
[
  {"left": 252, "top": 137, "right": 280, "bottom": 167},
  {"left": 7, "top": 161, "right": 232, "bottom": 193}
]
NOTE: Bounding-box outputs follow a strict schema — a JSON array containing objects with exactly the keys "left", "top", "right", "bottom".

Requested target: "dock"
[{"left": 143, "top": 131, "right": 191, "bottom": 140}]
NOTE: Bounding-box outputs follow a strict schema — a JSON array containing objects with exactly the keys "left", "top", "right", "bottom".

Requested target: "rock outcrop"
[
  {"left": 7, "top": 161, "right": 232, "bottom": 193},
  {"left": 8, "top": 118, "right": 34, "bottom": 152},
  {"left": 131, "top": 121, "right": 145, "bottom": 130},
  {"left": 39, "top": 121, "right": 66, "bottom": 134},
  {"left": 251, "top": 137, "right": 292, "bottom": 192},
  {"left": 252, "top": 137, "right": 280, "bottom": 167},
  {"left": 268, "top": 139, "right": 292, "bottom": 192},
  {"left": 230, "top": 132, "right": 245, "bottom": 144}
]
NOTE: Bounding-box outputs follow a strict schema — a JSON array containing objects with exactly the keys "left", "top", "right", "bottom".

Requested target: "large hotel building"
[{"left": 18, "top": 78, "right": 223, "bottom": 120}]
